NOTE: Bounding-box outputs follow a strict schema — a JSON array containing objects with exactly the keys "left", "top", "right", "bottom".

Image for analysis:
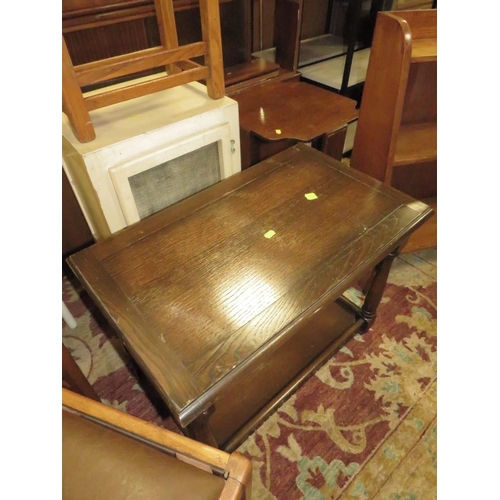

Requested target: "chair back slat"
[{"left": 84, "top": 66, "right": 210, "bottom": 111}]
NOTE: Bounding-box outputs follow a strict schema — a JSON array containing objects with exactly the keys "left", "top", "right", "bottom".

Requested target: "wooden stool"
[
  {"left": 229, "top": 80, "right": 359, "bottom": 169},
  {"left": 62, "top": 0, "right": 225, "bottom": 143}
]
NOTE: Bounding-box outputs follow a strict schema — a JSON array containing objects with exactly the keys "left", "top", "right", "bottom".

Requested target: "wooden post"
[
  {"left": 359, "top": 246, "right": 400, "bottom": 332},
  {"left": 154, "top": 0, "right": 181, "bottom": 74},
  {"left": 62, "top": 344, "right": 100, "bottom": 401},
  {"left": 199, "top": 0, "right": 225, "bottom": 98},
  {"left": 62, "top": 37, "right": 96, "bottom": 143}
]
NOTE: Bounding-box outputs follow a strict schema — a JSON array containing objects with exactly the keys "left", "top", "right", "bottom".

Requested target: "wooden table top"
[
  {"left": 230, "top": 80, "right": 358, "bottom": 142},
  {"left": 68, "top": 145, "right": 432, "bottom": 426}
]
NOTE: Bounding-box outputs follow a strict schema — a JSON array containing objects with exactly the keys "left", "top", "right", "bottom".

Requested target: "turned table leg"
[{"left": 359, "top": 246, "right": 401, "bottom": 333}]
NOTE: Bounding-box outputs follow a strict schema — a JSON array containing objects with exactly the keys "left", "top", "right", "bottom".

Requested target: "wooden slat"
[
  {"left": 62, "top": 0, "right": 233, "bottom": 19},
  {"left": 175, "top": 59, "right": 203, "bottom": 70},
  {"left": 75, "top": 42, "right": 206, "bottom": 86},
  {"left": 63, "top": 5, "right": 155, "bottom": 32},
  {"left": 84, "top": 66, "right": 209, "bottom": 110}
]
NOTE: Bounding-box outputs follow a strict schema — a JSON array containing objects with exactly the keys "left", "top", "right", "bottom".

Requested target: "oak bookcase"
[{"left": 350, "top": 9, "right": 436, "bottom": 252}]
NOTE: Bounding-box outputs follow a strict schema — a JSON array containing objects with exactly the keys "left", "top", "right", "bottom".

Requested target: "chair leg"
[
  {"left": 154, "top": 0, "right": 181, "bottom": 75},
  {"left": 62, "top": 344, "right": 100, "bottom": 402},
  {"left": 199, "top": 0, "right": 225, "bottom": 98},
  {"left": 62, "top": 36, "right": 96, "bottom": 143}
]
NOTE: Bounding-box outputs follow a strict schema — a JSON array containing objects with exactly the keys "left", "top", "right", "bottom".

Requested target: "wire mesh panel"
[{"left": 129, "top": 141, "right": 221, "bottom": 219}]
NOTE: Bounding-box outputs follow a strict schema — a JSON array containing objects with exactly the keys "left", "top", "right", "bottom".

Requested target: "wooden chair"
[
  {"left": 63, "top": 388, "right": 252, "bottom": 500},
  {"left": 62, "top": 0, "right": 225, "bottom": 143}
]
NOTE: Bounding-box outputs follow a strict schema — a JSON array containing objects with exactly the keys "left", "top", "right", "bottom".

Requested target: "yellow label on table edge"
[{"left": 264, "top": 230, "right": 276, "bottom": 239}]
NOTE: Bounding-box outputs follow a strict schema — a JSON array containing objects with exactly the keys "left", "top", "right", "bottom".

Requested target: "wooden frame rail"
[{"left": 62, "top": 0, "right": 225, "bottom": 143}]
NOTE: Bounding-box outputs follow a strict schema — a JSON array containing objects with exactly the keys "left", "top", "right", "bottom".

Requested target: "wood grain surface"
[{"left": 231, "top": 80, "right": 358, "bottom": 142}]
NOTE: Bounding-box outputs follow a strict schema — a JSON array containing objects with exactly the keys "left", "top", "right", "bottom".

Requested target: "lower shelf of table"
[{"left": 198, "top": 298, "right": 364, "bottom": 451}]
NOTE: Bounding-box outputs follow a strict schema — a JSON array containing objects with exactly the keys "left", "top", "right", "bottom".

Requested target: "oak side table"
[
  {"left": 68, "top": 145, "right": 433, "bottom": 451},
  {"left": 229, "top": 80, "right": 359, "bottom": 169}
]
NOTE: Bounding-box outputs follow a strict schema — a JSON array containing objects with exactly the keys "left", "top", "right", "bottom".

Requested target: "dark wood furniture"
[
  {"left": 230, "top": 80, "right": 358, "bottom": 169},
  {"left": 68, "top": 144, "right": 433, "bottom": 451},
  {"left": 350, "top": 9, "right": 436, "bottom": 252},
  {"left": 63, "top": 388, "right": 252, "bottom": 500},
  {"left": 63, "top": 168, "right": 94, "bottom": 258},
  {"left": 62, "top": 0, "right": 226, "bottom": 143},
  {"left": 62, "top": 344, "right": 100, "bottom": 401}
]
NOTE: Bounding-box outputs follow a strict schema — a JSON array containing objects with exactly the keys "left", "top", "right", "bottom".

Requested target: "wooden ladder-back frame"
[{"left": 62, "top": 0, "right": 225, "bottom": 143}]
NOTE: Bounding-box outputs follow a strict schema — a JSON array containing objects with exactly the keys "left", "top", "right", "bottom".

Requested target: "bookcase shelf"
[
  {"left": 411, "top": 38, "right": 437, "bottom": 62},
  {"left": 394, "top": 122, "right": 437, "bottom": 166}
]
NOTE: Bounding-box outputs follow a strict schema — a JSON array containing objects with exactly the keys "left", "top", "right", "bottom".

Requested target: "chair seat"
[{"left": 63, "top": 410, "right": 226, "bottom": 500}]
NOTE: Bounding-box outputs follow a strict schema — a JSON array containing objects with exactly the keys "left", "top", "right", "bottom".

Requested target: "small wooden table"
[
  {"left": 68, "top": 145, "right": 433, "bottom": 452},
  {"left": 230, "top": 80, "right": 359, "bottom": 168}
]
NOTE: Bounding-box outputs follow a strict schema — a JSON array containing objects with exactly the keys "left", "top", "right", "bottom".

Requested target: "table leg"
[
  {"left": 62, "top": 343, "right": 100, "bottom": 402},
  {"left": 185, "top": 410, "right": 219, "bottom": 448},
  {"left": 359, "top": 246, "right": 400, "bottom": 333},
  {"left": 250, "top": 135, "right": 295, "bottom": 167},
  {"left": 320, "top": 125, "right": 348, "bottom": 161}
]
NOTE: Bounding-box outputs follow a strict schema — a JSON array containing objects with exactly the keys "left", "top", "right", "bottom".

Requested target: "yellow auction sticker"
[
  {"left": 305, "top": 193, "right": 318, "bottom": 200},
  {"left": 264, "top": 230, "right": 276, "bottom": 239}
]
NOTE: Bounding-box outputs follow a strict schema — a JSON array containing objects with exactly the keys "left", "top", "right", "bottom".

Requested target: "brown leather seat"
[
  {"left": 63, "top": 411, "right": 225, "bottom": 500},
  {"left": 62, "top": 389, "right": 252, "bottom": 500}
]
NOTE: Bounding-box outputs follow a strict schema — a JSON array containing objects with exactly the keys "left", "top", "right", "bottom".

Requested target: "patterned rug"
[{"left": 62, "top": 248, "right": 437, "bottom": 500}]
